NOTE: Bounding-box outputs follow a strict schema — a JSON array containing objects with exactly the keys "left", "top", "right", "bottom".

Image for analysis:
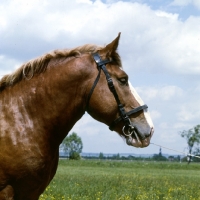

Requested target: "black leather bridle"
[{"left": 86, "top": 53, "right": 148, "bottom": 139}]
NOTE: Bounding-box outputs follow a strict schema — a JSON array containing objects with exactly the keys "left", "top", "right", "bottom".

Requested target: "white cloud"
[
  {"left": 173, "top": 122, "right": 192, "bottom": 129},
  {"left": 0, "top": 55, "right": 21, "bottom": 76},
  {"left": 177, "top": 104, "right": 200, "bottom": 122},
  {"left": 194, "top": 84, "right": 200, "bottom": 92},
  {"left": 136, "top": 85, "right": 184, "bottom": 101},
  {"left": 0, "top": 0, "right": 200, "bottom": 75},
  {"left": 171, "top": 0, "right": 200, "bottom": 9},
  {"left": 171, "top": 0, "right": 193, "bottom": 6},
  {"left": 194, "top": 0, "right": 200, "bottom": 8},
  {"left": 70, "top": 114, "right": 102, "bottom": 136},
  {"left": 150, "top": 110, "right": 161, "bottom": 120},
  {"left": 159, "top": 86, "right": 183, "bottom": 101},
  {"left": 155, "top": 11, "right": 179, "bottom": 20},
  {"left": 0, "top": 0, "right": 200, "bottom": 74},
  {"left": 136, "top": 87, "right": 158, "bottom": 101}
]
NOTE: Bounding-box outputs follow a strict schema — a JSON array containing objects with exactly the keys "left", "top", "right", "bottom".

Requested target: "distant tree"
[
  {"left": 61, "top": 132, "right": 83, "bottom": 160},
  {"left": 127, "top": 155, "right": 135, "bottom": 160},
  {"left": 121, "top": 156, "right": 129, "bottom": 160},
  {"left": 193, "top": 146, "right": 200, "bottom": 156},
  {"left": 168, "top": 156, "right": 174, "bottom": 161},
  {"left": 159, "top": 147, "right": 162, "bottom": 157},
  {"left": 153, "top": 154, "right": 167, "bottom": 161},
  {"left": 116, "top": 153, "right": 120, "bottom": 160},
  {"left": 153, "top": 147, "right": 167, "bottom": 161},
  {"left": 180, "top": 125, "right": 200, "bottom": 164},
  {"left": 177, "top": 155, "right": 181, "bottom": 162},
  {"left": 112, "top": 153, "right": 120, "bottom": 160},
  {"left": 99, "top": 152, "right": 104, "bottom": 159}
]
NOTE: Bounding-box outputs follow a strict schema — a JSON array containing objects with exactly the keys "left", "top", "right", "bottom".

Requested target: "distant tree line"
[
  {"left": 82, "top": 151, "right": 185, "bottom": 162},
  {"left": 60, "top": 126, "right": 200, "bottom": 163}
]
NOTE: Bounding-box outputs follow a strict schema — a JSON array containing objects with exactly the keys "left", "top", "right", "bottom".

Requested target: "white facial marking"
[
  {"left": 129, "top": 81, "right": 144, "bottom": 105},
  {"left": 144, "top": 111, "right": 154, "bottom": 129},
  {"left": 129, "top": 81, "right": 154, "bottom": 129}
]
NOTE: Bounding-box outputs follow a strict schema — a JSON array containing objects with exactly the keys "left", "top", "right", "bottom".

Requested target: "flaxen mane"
[{"left": 0, "top": 44, "right": 121, "bottom": 92}]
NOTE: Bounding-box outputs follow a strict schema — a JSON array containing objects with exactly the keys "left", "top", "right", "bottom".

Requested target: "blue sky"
[
  {"left": 103, "top": 0, "right": 200, "bottom": 20},
  {"left": 0, "top": 0, "right": 200, "bottom": 155}
]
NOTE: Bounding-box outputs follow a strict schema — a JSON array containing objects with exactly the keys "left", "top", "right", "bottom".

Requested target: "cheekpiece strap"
[
  {"left": 86, "top": 53, "right": 111, "bottom": 110},
  {"left": 92, "top": 53, "right": 132, "bottom": 130}
]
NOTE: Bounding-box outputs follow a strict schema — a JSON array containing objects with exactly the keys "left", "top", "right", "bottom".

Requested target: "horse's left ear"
[{"left": 101, "top": 32, "right": 121, "bottom": 57}]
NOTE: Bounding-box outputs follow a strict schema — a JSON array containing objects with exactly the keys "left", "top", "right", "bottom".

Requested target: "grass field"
[{"left": 39, "top": 160, "right": 200, "bottom": 200}]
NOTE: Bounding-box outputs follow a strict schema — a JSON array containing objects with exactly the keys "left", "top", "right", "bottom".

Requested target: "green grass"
[{"left": 39, "top": 160, "right": 200, "bottom": 200}]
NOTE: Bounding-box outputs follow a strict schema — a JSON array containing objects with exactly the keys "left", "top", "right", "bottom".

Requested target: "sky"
[{"left": 0, "top": 0, "right": 200, "bottom": 155}]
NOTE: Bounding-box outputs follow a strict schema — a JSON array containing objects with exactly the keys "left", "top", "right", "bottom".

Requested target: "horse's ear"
[{"left": 101, "top": 32, "right": 121, "bottom": 57}]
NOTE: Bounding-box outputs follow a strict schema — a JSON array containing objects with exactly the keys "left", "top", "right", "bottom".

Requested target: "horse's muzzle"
[{"left": 126, "top": 126, "right": 154, "bottom": 147}]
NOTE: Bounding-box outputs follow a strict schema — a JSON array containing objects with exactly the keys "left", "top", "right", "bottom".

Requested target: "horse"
[{"left": 0, "top": 33, "right": 154, "bottom": 200}]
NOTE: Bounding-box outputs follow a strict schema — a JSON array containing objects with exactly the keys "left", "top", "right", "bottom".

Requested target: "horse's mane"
[{"left": 0, "top": 44, "right": 122, "bottom": 92}]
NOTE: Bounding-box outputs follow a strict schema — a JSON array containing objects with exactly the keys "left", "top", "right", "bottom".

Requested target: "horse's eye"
[{"left": 118, "top": 78, "right": 128, "bottom": 85}]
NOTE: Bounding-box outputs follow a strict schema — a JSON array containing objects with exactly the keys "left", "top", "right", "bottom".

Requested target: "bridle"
[{"left": 86, "top": 53, "right": 148, "bottom": 140}]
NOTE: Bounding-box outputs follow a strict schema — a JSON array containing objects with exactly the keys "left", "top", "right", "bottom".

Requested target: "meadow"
[{"left": 39, "top": 160, "right": 200, "bottom": 200}]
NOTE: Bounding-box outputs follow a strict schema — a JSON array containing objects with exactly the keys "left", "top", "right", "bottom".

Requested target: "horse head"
[{"left": 86, "top": 33, "right": 154, "bottom": 148}]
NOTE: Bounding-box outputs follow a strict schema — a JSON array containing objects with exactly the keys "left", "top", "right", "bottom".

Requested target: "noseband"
[{"left": 86, "top": 53, "right": 148, "bottom": 138}]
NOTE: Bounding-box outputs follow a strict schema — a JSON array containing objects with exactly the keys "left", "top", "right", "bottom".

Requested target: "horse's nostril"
[
  {"left": 144, "top": 127, "right": 154, "bottom": 138},
  {"left": 132, "top": 127, "right": 145, "bottom": 140},
  {"left": 131, "top": 126, "right": 152, "bottom": 140},
  {"left": 145, "top": 128, "right": 153, "bottom": 138}
]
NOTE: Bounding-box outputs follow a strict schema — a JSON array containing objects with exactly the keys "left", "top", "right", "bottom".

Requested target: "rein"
[
  {"left": 86, "top": 53, "right": 148, "bottom": 139},
  {"left": 151, "top": 143, "right": 200, "bottom": 159}
]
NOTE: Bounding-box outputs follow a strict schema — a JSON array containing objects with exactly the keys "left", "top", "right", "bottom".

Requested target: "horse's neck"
[
  {"left": 33, "top": 60, "right": 90, "bottom": 142},
  {"left": 1, "top": 57, "right": 91, "bottom": 146}
]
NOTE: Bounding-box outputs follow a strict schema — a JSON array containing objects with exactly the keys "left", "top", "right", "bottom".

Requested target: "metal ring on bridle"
[{"left": 122, "top": 125, "right": 134, "bottom": 137}]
